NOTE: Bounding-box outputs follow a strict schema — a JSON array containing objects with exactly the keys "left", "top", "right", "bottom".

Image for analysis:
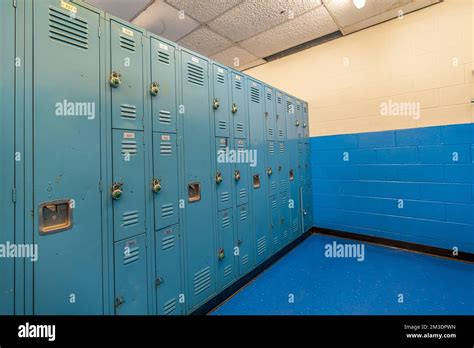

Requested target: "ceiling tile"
[
  {"left": 211, "top": 46, "right": 259, "bottom": 69},
  {"left": 133, "top": 1, "right": 200, "bottom": 41},
  {"left": 240, "top": 6, "right": 338, "bottom": 58},
  {"left": 86, "top": 0, "right": 152, "bottom": 22},
  {"left": 178, "top": 27, "right": 233, "bottom": 56},
  {"left": 324, "top": 0, "right": 411, "bottom": 28},
  {"left": 208, "top": 0, "right": 323, "bottom": 43},
  {"left": 166, "top": 0, "right": 242, "bottom": 23}
]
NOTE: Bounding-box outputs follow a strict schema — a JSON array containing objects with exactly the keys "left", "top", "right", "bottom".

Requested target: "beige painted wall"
[{"left": 246, "top": 0, "right": 473, "bottom": 137}]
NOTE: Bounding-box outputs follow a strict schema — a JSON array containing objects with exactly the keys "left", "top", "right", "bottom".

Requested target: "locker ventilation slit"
[
  {"left": 234, "top": 79, "right": 242, "bottom": 90},
  {"left": 217, "top": 72, "right": 225, "bottom": 84},
  {"left": 266, "top": 92, "right": 272, "bottom": 101},
  {"left": 269, "top": 142, "right": 275, "bottom": 153},
  {"left": 161, "top": 204, "right": 174, "bottom": 218},
  {"left": 271, "top": 181, "right": 277, "bottom": 190},
  {"left": 163, "top": 298, "right": 177, "bottom": 315},
  {"left": 187, "top": 62, "right": 204, "bottom": 87},
  {"left": 121, "top": 141, "right": 137, "bottom": 155},
  {"left": 120, "top": 35, "right": 136, "bottom": 52},
  {"left": 48, "top": 7, "right": 89, "bottom": 50},
  {"left": 157, "top": 50, "right": 170, "bottom": 65},
  {"left": 123, "top": 245, "right": 140, "bottom": 265},
  {"left": 161, "top": 235, "right": 175, "bottom": 250},
  {"left": 160, "top": 141, "right": 172, "bottom": 155},
  {"left": 279, "top": 143, "right": 284, "bottom": 153},
  {"left": 239, "top": 208, "right": 248, "bottom": 220},
  {"left": 241, "top": 254, "right": 249, "bottom": 266},
  {"left": 218, "top": 120, "right": 227, "bottom": 130},
  {"left": 273, "top": 236, "right": 279, "bottom": 247},
  {"left": 239, "top": 189, "right": 247, "bottom": 200},
  {"left": 122, "top": 211, "right": 139, "bottom": 227},
  {"left": 220, "top": 192, "right": 230, "bottom": 203},
  {"left": 250, "top": 87, "right": 260, "bottom": 103},
  {"left": 277, "top": 96, "right": 282, "bottom": 104},
  {"left": 222, "top": 215, "right": 231, "bottom": 228},
  {"left": 257, "top": 236, "right": 266, "bottom": 256},
  {"left": 272, "top": 198, "right": 278, "bottom": 209},
  {"left": 268, "top": 128, "right": 274, "bottom": 137},
  {"left": 236, "top": 123, "right": 244, "bottom": 133},
  {"left": 279, "top": 130, "right": 284, "bottom": 137},
  {"left": 193, "top": 267, "right": 211, "bottom": 296},
  {"left": 120, "top": 104, "right": 137, "bottom": 120},
  {"left": 159, "top": 110, "right": 172, "bottom": 124},
  {"left": 224, "top": 265, "right": 232, "bottom": 277},
  {"left": 287, "top": 101, "right": 292, "bottom": 113}
]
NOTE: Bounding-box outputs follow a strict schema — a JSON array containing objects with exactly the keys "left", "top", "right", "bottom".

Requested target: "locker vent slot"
[
  {"left": 187, "top": 62, "right": 204, "bottom": 87},
  {"left": 281, "top": 194, "right": 287, "bottom": 204},
  {"left": 283, "top": 230, "right": 288, "bottom": 239},
  {"left": 48, "top": 7, "right": 89, "bottom": 50},
  {"left": 193, "top": 267, "right": 211, "bottom": 296},
  {"left": 277, "top": 96, "right": 282, "bottom": 104},
  {"left": 257, "top": 236, "right": 266, "bottom": 256},
  {"left": 222, "top": 215, "right": 231, "bottom": 228},
  {"left": 237, "top": 142, "right": 245, "bottom": 150},
  {"left": 292, "top": 218, "right": 299, "bottom": 233},
  {"left": 278, "top": 130, "right": 284, "bottom": 138},
  {"left": 218, "top": 120, "right": 227, "bottom": 130},
  {"left": 239, "top": 208, "right": 248, "bottom": 221},
  {"left": 160, "top": 142, "right": 172, "bottom": 155},
  {"left": 123, "top": 245, "right": 140, "bottom": 265},
  {"left": 279, "top": 143, "right": 285, "bottom": 153},
  {"left": 273, "top": 236, "right": 280, "bottom": 247},
  {"left": 234, "top": 79, "right": 242, "bottom": 90},
  {"left": 271, "top": 181, "right": 277, "bottom": 191},
  {"left": 120, "top": 104, "right": 137, "bottom": 120},
  {"left": 280, "top": 179, "right": 287, "bottom": 189},
  {"left": 161, "top": 204, "right": 174, "bottom": 218},
  {"left": 122, "top": 211, "right": 139, "bottom": 227},
  {"left": 268, "top": 142, "right": 275, "bottom": 153},
  {"left": 120, "top": 35, "right": 136, "bottom": 52},
  {"left": 239, "top": 189, "right": 247, "bottom": 199},
  {"left": 268, "top": 128, "right": 274, "bottom": 137},
  {"left": 266, "top": 92, "right": 272, "bottom": 101},
  {"left": 236, "top": 123, "right": 245, "bottom": 133},
  {"left": 224, "top": 265, "right": 232, "bottom": 277},
  {"left": 121, "top": 140, "right": 138, "bottom": 156},
  {"left": 297, "top": 104, "right": 301, "bottom": 111},
  {"left": 163, "top": 298, "right": 177, "bottom": 315},
  {"left": 250, "top": 87, "right": 260, "bottom": 103},
  {"left": 272, "top": 198, "right": 278, "bottom": 209},
  {"left": 159, "top": 110, "right": 172, "bottom": 124},
  {"left": 217, "top": 72, "right": 225, "bottom": 84},
  {"left": 161, "top": 235, "right": 175, "bottom": 250},
  {"left": 287, "top": 101, "right": 293, "bottom": 113},
  {"left": 158, "top": 50, "right": 170, "bottom": 65},
  {"left": 241, "top": 254, "right": 249, "bottom": 266},
  {"left": 220, "top": 192, "right": 230, "bottom": 204}
]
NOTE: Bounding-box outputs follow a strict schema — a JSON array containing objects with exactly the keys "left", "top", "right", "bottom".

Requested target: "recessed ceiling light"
[{"left": 353, "top": 0, "right": 366, "bottom": 9}]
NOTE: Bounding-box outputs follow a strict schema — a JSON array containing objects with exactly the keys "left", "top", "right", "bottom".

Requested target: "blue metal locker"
[
  {"left": 216, "top": 137, "right": 233, "bottom": 211},
  {"left": 303, "top": 102, "right": 309, "bottom": 138},
  {"left": 114, "top": 235, "right": 148, "bottom": 315},
  {"left": 233, "top": 139, "right": 250, "bottom": 206},
  {"left": 275, "top": 91, "right": 286, "bottom": 142},
  {"left": 270, "top": 195, "right": 281, "bottom": 252},
  {"left": 231, "top": 72, "right": 247, "bottom": 139},
  {"left": 247, "top": 78, "right": 270, "bottom": 264},
  {"left": 112, "top": 130, "right": 146, "bottom": 241},
  {"left": 267, "top": 141, "right": 278, "bottom": 194},
  {"left": 265, "top": 87, "right": 278, "bottom": 195},
  {"left": 278, "top": 141, "right": 289, "bottom": 193},
  {"left": 213, "top": 64, "right": 231, "bottom": 138},
  {"left": 0, "top": 0, "right": 15, "bottom": 315},
  {"left": 150, "top": 37, "right": 177, "bottom": 134},
  {"left": 31, "top": 0, "right": 103, "bottom": 314},
  {"left": 295, "top": 99, "right": 304, "bottom": 139},
  {"left": 155, "top": 224, "right": 183, "bottom": 315},
  {"left": 265, "top": 87, "right": 276, "bottom": 141},
  {"left": 110, "top": 20, "right": 144, "bottom": 131},
  {"left": 236, "top": 204, "right": 253, "bottom": 275},
  {"left": 153, "top": 132, "right": 179, "bottom": 230},
  {"left": 280, "top": 191, "right": 290, "bottom": 246},
  {"left": 180, "top": 49, "right": 217, "bottom": 311},
  {"left": 217, "top": 209, "right": 236, "bottom": 290}
]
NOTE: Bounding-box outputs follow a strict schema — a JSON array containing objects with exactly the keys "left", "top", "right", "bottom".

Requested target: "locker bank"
[{"left": 0, "top": 0, "right": 473, "bottom": 317}]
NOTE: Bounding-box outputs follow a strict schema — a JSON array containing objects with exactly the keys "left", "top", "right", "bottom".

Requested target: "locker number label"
[
  {"left": 161, "top": 135, "right": 171, "bottom": 141},
  {"left": 191, "top": 57, "right": 199, "bottom": 64},
  {"left": 159, "top": 43, "right": 169, "bottom": 51},
  {"left": 61, "top": 1, "right": 77, "bottom": 13},
  {"left": 123, "top": 132, "right": 135, "bottom": 139},
  {"left": 122, "top": 28, "right": 134, "bottom": 37}
]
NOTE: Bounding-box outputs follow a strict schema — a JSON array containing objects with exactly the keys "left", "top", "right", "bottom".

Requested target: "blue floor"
[{"left": 211, "top": 234, "right": 474, "bottom": 315}]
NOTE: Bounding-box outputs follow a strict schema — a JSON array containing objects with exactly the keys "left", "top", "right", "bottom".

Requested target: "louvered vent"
[
  {"left": 161, "top": 204, "right": 174, "bottom": 218},
  {"left": 160, "top": 141, "right": 172, "bottom": 155},
  {"left": 122, "top": 210, "right": 139, "bottom": 227},
  {"left": 163, "top": 298, "right": 177, "bottom": 315},
  {"left": 273, "top": 236, "right": 280, "bottom": 247},
  {"left": 271, "top": 181, "right": 277, "bottom": 190},
  {"left": 193, "top": 267, "right": 211, "bottom": 296},
  {"left": 239, "top": 189, "right": 247, "bottom": 199},
  {"left": 277, "top": 96, "right": 282, "bottom": 104},
  {"left": 239, "top": 208, "right": 248, "bottom": 221},
  {"left": 161, "top": 235, "right": 175, "bottom": 250},
  {"left": 217, "top": 72, "right": 225, "bottom": 84},
  {"left": 159, "top": 110, "right": 171, "bottom": 125},
  {"left": 121, "top": 140, "right": 137, "bottom": 155},
  {"left": 158, "top": 50, "right": 170, "bottom": 65},
  {"left": 266, "top": 92, "right": 272, "bottom": 101},
  {"left": 220, "top": 192, "right": 230, "bottom": 203},
  {"left": 279, "top": 143, "right": 285, "bottom": 153},
  {"left": 278, "top": 130, "right": 284, "bottom": 137},
  {"left": 287, "top": 101, "right": 293, "bottom": 113},
  {"left": 272, "top": 198, "right": 278, "bottom": 209},
  {"left": 268, "top": 128, "right": 274, "bottom": 137},
  {"left": 121, "top": 104, "right": 137, "bottom": 120},
  {"left": 250, "top": 87, "right": 260, "bottom": 103},
  {"left": 222, "top": 214, "right": 231, "bottom": 228},
  {"left": 120, "top": 35, "right": 135, "bottom": 52},
  {"left": 123, "top": 244, "right": 140, "bottom": 265},
  {"left": 224, "top": 265, "right": 232, "bottom": 277},
  {"left": 234, "top": 79, "right": 242, "bottom": 90},
  {"left": 48, "top": 7, "right": 88, "bottom": 50},
  {"left": 257, "top": 236, "right": 266, "bottom": 256},
  {"left": 218, "top": 120, "right": 227, "bottom": 131},
  {"left": 268, "top": 142, "right": 275, "bottom": 153},
  {"left": 236, "top": 123, "right": 245, "bottom": 133},
  {"left": 241, "top": 254, "right": 249, "bottom": 266},
  {"left": 187, "top": 62, "right": 204, "bottom": 87}
]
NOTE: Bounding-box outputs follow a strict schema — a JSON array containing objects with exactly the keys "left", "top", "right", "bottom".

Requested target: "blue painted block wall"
[{"left": 311, "top": 123, "right": 474, "bottom": 253}]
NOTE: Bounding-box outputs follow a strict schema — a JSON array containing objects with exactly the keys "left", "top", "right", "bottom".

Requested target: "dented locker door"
[
  {"left": 114, "top": 235, "right": 148, "bottom": 315},
  {"left": 213, "top": 65, "right": 231, "bottom": 138},
  {"left": 231, "top": 72, "right": 247, "bottom": 139},
  {"left": 181, "top": 50, "right": 216, "bottom": 311},
  {"left": 153, "top": 132, "right": 179, "bottom": 230},
  {"left": 32, "top": 0, "right": 103, "bottom": 314},
  {"left": 275, "top": 91, "right": 286, "bottom": 142},
  {"left": 236, "top": 204, "right": 253, "bottom": 276},
  {"left": 110, "top": 21, "right": 144, "bottom": 131},
  {"left": 112, "top": 130, "right": 146, "bottom": 241},
  {"left": 151, "top": 38, "right": 177, "bottom": 133},
  {"left": 155, "top": 224, "right": 183, "bottom": 315},
  {"left": 280, "top": 192, "right": 290, "bottom": 246},
  {"left": 269, "top": 195, "right": 280, "bottom": 253},
  {"left": 233, "top": 138, "right": 250, "bottom": 206},
  {"left": 217, "top": 209, "right": 236, "bottom": 290},
  {"left": 216, "top": 137, "right": 233, "bottom": 211}
]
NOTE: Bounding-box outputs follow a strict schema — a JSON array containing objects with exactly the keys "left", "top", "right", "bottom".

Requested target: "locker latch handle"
[
  {"left": 234, "top": 170, "right": 241, "bottom": 181},
  {"left": 253, "top": 174, "right": 261, "bottom": 189},
  {"left": 110, "top": 71, "right": 122, "bottom": 88},
  {"left": 114, "top": 296, "right": 125, "bottom": 308},
  {"left": 278, "top": 165, "right": 282, "bottom": 172},
  {"left": 231, "top": 103, "right": 238, "bottom": 114},
  {"left": 111, "top": 182, "right": 123, "bottom": 200},
  {"left": 156, "top": 277, "right": 164, "bottom": 287},
  {"left": 218, "top": 248, "right": 225, "bottom": 261},
  {"left": 264, "top": 112, "right": 268, "bottom": 118},
  {"left": 267, "top": 167, "right": 273, "bottom": 176},
  {"left": 295, "top": 120, "right": 300, "bottom": 127},
  {"left": 303, "top": 122, "right": 307, "bottom": 128},
  {"left": 150, "top": 82, "right": 160, "bottom": 96},
  {"left": 289, "top": 170, "right": 294, "bottom": 181},
  {"left": 237, "top": 239, "right": 242, "bottom": 246},
  {"left": 215, "top": 172, "right": 223, "bottom": 185},
  {"left": 152, "top": 179, "right": 162, "bottom": 193},
  {"left": 213, "top": 98, "right": 220, "bottom": 110}
]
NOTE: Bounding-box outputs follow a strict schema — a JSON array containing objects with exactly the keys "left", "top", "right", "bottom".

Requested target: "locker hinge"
[
  {"left": 13, "top": 0, "right": 17, "bottom": 8},
  {"left": 12, "top": 188, "right": 16, "bottom": 203}
]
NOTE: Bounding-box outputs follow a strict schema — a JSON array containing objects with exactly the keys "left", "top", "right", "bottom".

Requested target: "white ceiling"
[{"left": 86, "top": 0, "right": 441, "bottom": 71}]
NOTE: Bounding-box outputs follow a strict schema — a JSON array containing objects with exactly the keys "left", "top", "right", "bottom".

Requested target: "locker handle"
[
  {"left": 110, "top": 71, "right": 122, "bottom": 88},
  {"left": 111, "top": 182, "right": 123, "bottom": 200},
  {"left": 295, "top": 120, "right": 300, "bottom": 127},
  {"left": 267, "top": 167, "right": 273, "bottom": 176},
  {"left": 156, "top": 277, "right": 164, "bottom": 287},
  {"left": 264, "top": 112, "right": 268, "bottom": 118},
  {"left": 152, "top": 179, "right": 162, "bottom": 193},
  {"left": 114, "top": 296, "right": 125, "bottom": 308},
  {"left": 215, "top": 172, "right": 223, "bottom": 185},
  {"left": 234, "top": 170, "right": 241, "bottom": 181},
  {"left": 289, "top": 170, "right": 294, "bottom": 181},
  {"left": 150, "top": 82, "right": 160, "bottom": 96},
  {"left": 231, "top": 103, "right": 238, "bottom": 114},
  {"left": 213, "top": 98, "right": 220, "bottom": 110},
  {"left": 303, "top": 122, "right": 307, "bottom": 128},
  {"left": 278, "top": 165, "right": 282, "bottom": 172},
  {"left": 237, "top": 239, "right": 242, "bottom": 246},
  {"left": 218, "top": 248, "right": 225, "bottom": 261}
]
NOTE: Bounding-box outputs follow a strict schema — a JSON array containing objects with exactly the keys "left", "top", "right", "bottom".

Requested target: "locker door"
[
  {"left": 213, "top": 65, "right": 231, "bottom": 138},
  {"left": 303, "top": 102, "right": 309, "bottom": 138},
  {"left": 110, "top": 21, "right": 144, "bottom": 131},
  {"left": 216, "top": 138, "right": 233, "bottom": 211},
  {"left": 234, "top": 138, "right": 250, "bottom": 206},
  {"left": 248, "top": 79, "right": 270, "bottom": 264},
  {"left": 153, "top": 133, "right": 179, "bottom": 230},
  {"left": 0, "top": 0, "right": 15, "bottom": 315},
  {"left": 151, "top": 38, "right": 177, "bottom": 133},
  {"left": 264, "top": 87, "right": 276, "bottom": 141},
  {"left": 236, "top": 204, "right": 253, "bottom": 275},
  {"left": 267, "top": 141, "right": 278, "bottom": 194},
  {"left": 278, "top": 141, "right": 289, "bottom": 193},
  {"left": 155, "top": 224, "right": 183, "bottom": 315},
  {"left": 112, "top": 130, "right": 146, "bottom": 241},
  {"left": 270, "top": 195, "right": 280, "bottom": 253},
  {"left": 217, "top": 209, "right": 236, "bottom": 290},
  {"left": 114, "top": 235, "right": 148, "bottom": 315},
  {"left": 231, "top": 72, "right": 247, "bottom": 139},
  {"left": 296, "top": 100, "right": 304, "bottom": 139},
  {"left": 276, "top": 91, "right": 286, "bottom": 142},
  {"left": 181, "top": 50, "right": 216, "bottom": 310},
  {"left": 32, "top": 0, "right": 103, "bottom": 314},
  {"left": 280, "top": 192, "right": 290, "bottom": 246}
]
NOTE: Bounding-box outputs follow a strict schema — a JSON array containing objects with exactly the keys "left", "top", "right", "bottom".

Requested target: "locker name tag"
[
  {"left": 235, "top": 76, "right": 241, "bottom": 81},
  {"left": 220, "top": 139, "right": 226, "bottom": 144},
  {"left": 191, "top": 57, "right": 199, "bottom": 64},
  {"left": 123, "top": 132, "right": 135, "bottom": 139},
  {"left": 217, "top": 68, "right": 224, "bottom": 73},
  {"left": 159, "top": 43, "right": 169, "bottom": 51},
  {"left": 161, "top": 135, "right": 171, "bottom": 141},
  {"left": 61, "top": 0, "right": 77, "bottom": 13},
  {"left": 122, "top": 28, "right": 134, "bottom": 37},
  {"left": 238, "top": 140, "right": 244, "bottom": 145},
  {"left": 252, "top": 82, "right": 257, "bottom": 87}
]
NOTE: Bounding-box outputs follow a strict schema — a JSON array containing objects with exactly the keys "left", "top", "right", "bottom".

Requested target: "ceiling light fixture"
[{"left": 353, "top": 0, "right": 366, "bottom": 9}]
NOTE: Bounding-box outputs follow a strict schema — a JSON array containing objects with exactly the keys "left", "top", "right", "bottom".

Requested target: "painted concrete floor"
[{"left": 211, "top": 234, "right": 474, "bottom": 315}]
